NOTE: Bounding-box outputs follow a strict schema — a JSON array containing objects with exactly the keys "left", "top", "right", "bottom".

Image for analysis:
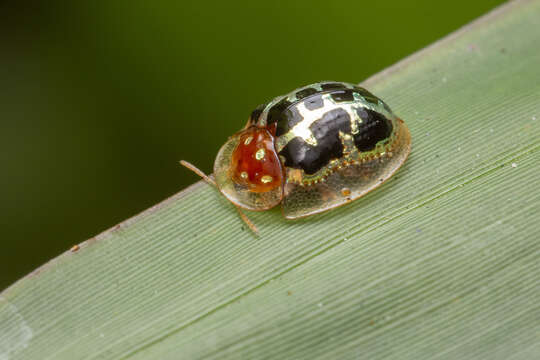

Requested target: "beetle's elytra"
[{"left": 182, "top": 81, "right": 411, "bottom": 230}]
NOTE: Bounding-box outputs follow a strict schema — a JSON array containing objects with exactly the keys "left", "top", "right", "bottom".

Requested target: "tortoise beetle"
[{"left": 182, "top": 81, "right": 411, "bottom": 232}]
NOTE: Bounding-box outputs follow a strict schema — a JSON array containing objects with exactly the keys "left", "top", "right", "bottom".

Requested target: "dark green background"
[{"left": 0, "top": 1, "right": 505, "bottom": 290}]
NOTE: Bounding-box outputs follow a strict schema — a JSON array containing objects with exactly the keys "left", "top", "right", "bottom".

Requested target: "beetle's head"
[{"left": 214, "top": 126, "right": 284, "bottom": 211}]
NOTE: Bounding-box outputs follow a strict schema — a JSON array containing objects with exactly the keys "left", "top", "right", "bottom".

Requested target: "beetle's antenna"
[
  {"left": 179, "top": 160, "right": 259, "bottom": 234},
  {"left": 180, "top": 160, "right": 217, "bottom": 187}
]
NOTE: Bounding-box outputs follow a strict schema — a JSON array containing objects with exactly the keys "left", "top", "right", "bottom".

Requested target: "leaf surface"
[{"left": 1, "top": 1, "right": 539, "bottom": 359}]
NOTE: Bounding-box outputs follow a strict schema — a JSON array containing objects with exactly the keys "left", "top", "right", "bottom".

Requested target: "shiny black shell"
[{"left": 251, "top": 81, "right": 395, "bottom": 175}]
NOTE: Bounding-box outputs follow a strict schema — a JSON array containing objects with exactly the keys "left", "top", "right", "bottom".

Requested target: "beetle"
[{"left": 181, "top": 81, "right": 411, "bottom": 233}]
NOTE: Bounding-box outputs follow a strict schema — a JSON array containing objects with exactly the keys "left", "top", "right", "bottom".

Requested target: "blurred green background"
[{"left": 0, "top": 0, "right": 505, "bottom": 290}]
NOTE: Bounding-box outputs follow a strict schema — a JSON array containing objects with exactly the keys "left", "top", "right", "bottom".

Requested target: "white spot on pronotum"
[
  {"left": 255, "top": 148, "right": 265, "bottom": 160},
  {"left": 511, "top": 162, "right": 517, "bottom": 168},
  {"left": 532, "top": 115, "right": 537, "bottom": 121},
  {"left": 244, "top": 136, "right": 253, "bottom": 145},
  {"left": 0, "top": 297, "right": 33, "bottom": 360},
  {"left": 261, "top": 175, "right": 273, "bottom": 184}
]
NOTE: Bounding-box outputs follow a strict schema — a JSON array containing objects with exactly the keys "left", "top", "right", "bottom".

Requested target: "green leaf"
[{"left": 2, "top": 1, "right": 539, "bottom": 359}]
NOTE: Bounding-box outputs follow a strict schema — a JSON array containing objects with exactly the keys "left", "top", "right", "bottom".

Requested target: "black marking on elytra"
[
  {"left": 304, "top": 94, "right": 324, "bottom": 110},
  {"left": 330, "top": 89, "right": 355, "bottom": 103},
  {"left": 249, "top": 104, "right": 265, "bottom": 124},
  {"left": 311, "top": 108, "right": 352, "bottom": 141},
  {"left": 381, "top": 100, "right": 392, "bottom": 114},
  {"left": 295, "top": 87, "right": 318, "bottom": 100},
  {"left": 353, "top": 107, "right": 393, "bottom": 152},
  {"left": 267, "top": 98, "right": 292, "bottom": 125},
  {"left": 276, "top": 106, "right": 303, "bottom": 137},
  {"left": 279, "top": 108, "right": 351, "bottom": 175},
  {"left": 279, "top": 138, "right": 319, "bottom": 174},
  {"left": 320, "top": 82, "right": 347, "bottom": 91},
  {"left": 353, "top": 86, "right": 380, "bottom": 105}
]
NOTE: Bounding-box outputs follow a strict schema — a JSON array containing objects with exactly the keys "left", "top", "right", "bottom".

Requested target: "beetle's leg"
[
  {"left": 232, "top": 206, "right": 259, "bottom": 235},
  {"left": 179, "top": 160, "right": 259, "bottom": 234}
]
